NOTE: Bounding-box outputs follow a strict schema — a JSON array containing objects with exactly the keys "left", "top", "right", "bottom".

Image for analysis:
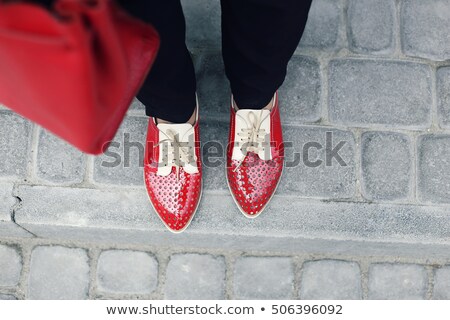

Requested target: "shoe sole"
[
  {"left": 225, "top": 160, "right": 284, "bottom": 219},
  {"left": 143, "top": 169, "right": 203, "bottom": 234}
]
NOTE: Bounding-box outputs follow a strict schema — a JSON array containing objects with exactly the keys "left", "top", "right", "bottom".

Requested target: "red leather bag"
[{"left": 0, "top": 0, "right": 159, "bottom": 154}]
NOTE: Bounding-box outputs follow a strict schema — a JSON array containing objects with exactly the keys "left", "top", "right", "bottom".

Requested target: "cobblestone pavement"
[
  {"left": 2, "top": 0, "right": 450, "bottom": 300},
  {"left": 1, "top": 238, "right": 450, "bottom": 300}
]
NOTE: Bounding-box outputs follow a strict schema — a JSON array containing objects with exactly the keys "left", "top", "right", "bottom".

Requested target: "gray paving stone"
[
  {"left": 94, "top": 116, "right": 147, "bottom": 186},
  {"left": 14, "top": 185, "right": 153, "bottom": 229},
  {"left": 164, "top": 254, "right": 225, "bottom": 299},
  {"left": 0, "top": 245, "right": 21, "bottom": 287},
  {"left": 182, "top": 0, "right": 221, "bottom": 49},
  {"left": 368, "top": 263, "right": 427, "bottom": 299},
  {"left": 0, "top": 222, "right": 34, "bottom": 239},
  {"left": 129, "top": 98, "right": 145, "bottom": 111},
  {"left": 418, "top": 135, "right": 450, "bottom": 204},
  {"left": 0, "top": 112, "right": 31, "bottom": 178},
  {"left": 361, "top": 132, "right": 412, "bottom": 201},
  {"left": 402, "top": 0, "right": 450, "bottom": 60},
  {"left": 201, "top": 120, "right": 228, "bottom": 191},
  {"left": 36, "top": 129, "right": 85, "bottom": 185},
  {"left": 433, "top": 266, "right": 450, "bottom": 299},
  {"left": 234, "top": 257, "right": 294, "bottom": 299},
  {"left": 0, "top": 294, "right": 17, "bottom": 300},
  {"left": 348, "top": 0, "right": 395, "bottom": 53},
  {"left": 195, "top": 53, "right": 230, "bottom": 119},
  {"left": 96, "top": 250, "right": 158, "bottom": 294},
  {"left": 300, "top": 0, "right": 341, "bottom": 49},
  {"left": 0, "top": 183, "right": 15, "bottom": 221},
  {"left": 28, "top": 246, "right": 90, "bottom": 300},
  {"left": 15, "top": 185, "right": 450, "bottom": 247},
  {"left": 279, "top": 126, "right": 356, "bottom": 199},
  {"left": 437, "top": 67, "right": 450, "bottom": 129},
  {"left": 329, "top": 59, "right": 432, "bottom": 129},
  {"left": 23, "top": 222, "right": 450, "bottom": 261},
  {"left": 279, "top": 56, "right": 322, "bottom": 123},
  {"left": 299, "top": 260, "right": 362, "bottom": 299}
]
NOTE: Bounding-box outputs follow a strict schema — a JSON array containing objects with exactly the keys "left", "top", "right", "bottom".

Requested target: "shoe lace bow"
[
  {"left": 155, "top": 128, "right": 197, "bottom": 180},
  {"left": 234, "top": 110, "right": 270, "bottom": 172}
]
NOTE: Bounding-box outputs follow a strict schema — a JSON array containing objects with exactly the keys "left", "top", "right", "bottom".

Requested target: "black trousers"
[{"left": 122, "top": 0, "right": 313, "bottom": 123}]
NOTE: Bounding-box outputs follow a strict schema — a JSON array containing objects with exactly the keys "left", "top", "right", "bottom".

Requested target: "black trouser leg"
[
  {"left": 220, "top": 0, "right": 313, "bottom": 109},
  {"left": 118, "top": 0, "right": 197, "bottom": 123}
]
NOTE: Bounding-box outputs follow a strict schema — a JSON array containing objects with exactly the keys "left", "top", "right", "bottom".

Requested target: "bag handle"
[{"left": 57, "top": 0, "right": 130, "bottom": 108}]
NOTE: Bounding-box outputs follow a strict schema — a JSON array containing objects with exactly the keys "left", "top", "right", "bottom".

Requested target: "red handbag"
[{"left": 0, "top": 0, "right": 159, "bottom": 154}]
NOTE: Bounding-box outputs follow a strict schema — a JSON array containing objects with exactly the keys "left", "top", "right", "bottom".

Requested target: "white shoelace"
[
  {"left": 233, "top": 110, "right": 271, "bottom": 172},
  {"left": 155, "top": 128, "right": 197, "bottom": 180}
]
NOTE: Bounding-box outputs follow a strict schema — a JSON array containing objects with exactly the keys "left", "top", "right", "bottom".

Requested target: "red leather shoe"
[
  {"left": 226, "top": 92, "right": 284, "bottom": 218},
  {"left": 144, "top": 105, "right": 202, "bottom": 233}
]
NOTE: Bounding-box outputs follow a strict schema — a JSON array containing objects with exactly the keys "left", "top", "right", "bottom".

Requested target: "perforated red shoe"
[
  {"left": 144, "top": 106, "right": 202, "bottom": 233},
  {"left": 226, "top": 92, "right": 284, "bottom": 218}
]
